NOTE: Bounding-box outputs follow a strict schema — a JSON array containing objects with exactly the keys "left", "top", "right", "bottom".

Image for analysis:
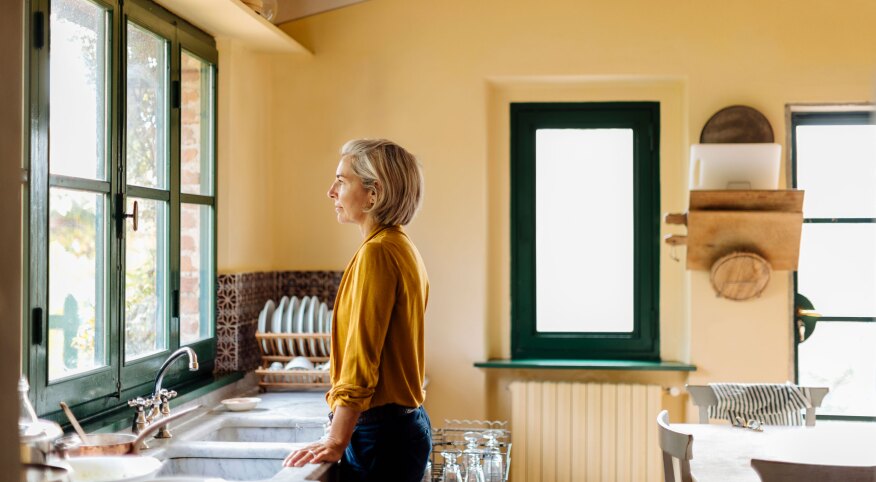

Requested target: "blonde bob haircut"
[{"left": 341, "top": 139, "right": 424, "bottom": 226}]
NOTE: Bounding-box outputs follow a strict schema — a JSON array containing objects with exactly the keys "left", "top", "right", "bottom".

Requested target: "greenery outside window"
[
  {"left": 792, "top": 108, "right": 876, "bottom": 420},
  {"left": 510, "top": 102, "right": 660, "bottom": 360},
  {"left": 24, "top": 0, "right": 217, "bottom": 420}
]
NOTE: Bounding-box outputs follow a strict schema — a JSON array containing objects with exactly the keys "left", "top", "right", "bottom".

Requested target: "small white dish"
[
  {"left": 221, "top": 397, "right": 261, "bottom": 412},
  {"left": 284, "top": 356, "right": 315, "bottom": 371},
  {"left": 66, "top": 455, "right": 162, "bottom": 482}
]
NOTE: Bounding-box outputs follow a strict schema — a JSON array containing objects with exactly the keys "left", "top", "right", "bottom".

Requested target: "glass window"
[
  {"left": 27, "top": 0, "right": 217, "bottom": 419},
  {"left": 510, "top": 103, "right": 660, "bottom": 360},
  {"left": 180, "top": 204, "right": 214, "bottom": 345},
  {"left": 180, "top": 50, "right": 214, "bottom": 196},
  {"left": 124, "top": 197, "right": 168, "bottom": 360},
  {"left": 793, "top": 109, "right": 876, "bottom": 419},
  {"left": 49, "top": 0, "right": 108, "bottom": 181},
  {"left": 48, "top": 188, "right": 106, "bottom": 380},
  {"left": 796, "top": 124, "right": 876, "bottom": 218},
  {"left": 797, "top": 223, "right": 876, "bottom": 317},
  {"left": 125, "top": 22, "right": 169, "bottom": 190},
  {"left": 535, "top": 128, "right": 634, "bottom": 333}
]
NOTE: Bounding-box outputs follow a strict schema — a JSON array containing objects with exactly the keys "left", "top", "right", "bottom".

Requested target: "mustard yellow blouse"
[{"left": 326, "top": 225, "right": 429, "bottom": 413}]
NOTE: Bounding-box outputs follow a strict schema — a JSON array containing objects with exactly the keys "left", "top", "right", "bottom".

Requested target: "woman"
[{"left": 283, "top": 139, "right": 432, "bottom": 482}]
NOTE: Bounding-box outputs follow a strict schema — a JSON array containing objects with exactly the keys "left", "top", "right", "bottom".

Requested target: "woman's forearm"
[{"left": 328, "top": 405, "right": 361, "bottom": 447}]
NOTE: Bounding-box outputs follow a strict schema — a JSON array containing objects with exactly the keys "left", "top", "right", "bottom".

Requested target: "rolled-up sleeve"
[{"left": 327, "top": 242, "right": 398, "bottom": 412}]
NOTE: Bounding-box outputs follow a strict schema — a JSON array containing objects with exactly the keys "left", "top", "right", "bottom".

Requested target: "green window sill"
[{"left": 474, "top": 359, "right": 696, "bottom": 371}]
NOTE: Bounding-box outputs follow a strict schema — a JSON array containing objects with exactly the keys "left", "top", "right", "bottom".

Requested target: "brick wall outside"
[{"left": 179, "top": 53, "right": 208, "bottom": 345}]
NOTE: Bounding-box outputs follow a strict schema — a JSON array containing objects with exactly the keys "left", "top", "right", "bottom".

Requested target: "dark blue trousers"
[{"left": 340, "top": 406, "right": 432, "bottom": 482}]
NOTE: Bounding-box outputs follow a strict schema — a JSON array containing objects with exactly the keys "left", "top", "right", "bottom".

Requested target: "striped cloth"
[{"left": 708, "top": 382, "right": 812, "bottom": 426}]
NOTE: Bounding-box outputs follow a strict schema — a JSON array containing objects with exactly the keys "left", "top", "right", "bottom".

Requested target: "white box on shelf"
[{"left": 689, "top": 143, "right": 782, "bottom": 190}]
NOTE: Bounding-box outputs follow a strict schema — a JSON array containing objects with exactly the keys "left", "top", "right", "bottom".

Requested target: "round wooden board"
[
  {"left": 700, "top": 105, "right": 774, "bottom": 143},
  {"left": 710, "top": 252, "right": 771, "bottom": 301}
]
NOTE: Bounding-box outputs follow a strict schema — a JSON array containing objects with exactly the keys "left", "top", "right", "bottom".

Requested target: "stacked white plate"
[
  {"left": 256, "top": 299, "right": 276, "bottom": 354},
  {"left": 257, "top": 296, "right": 332, "bottom": 358}
]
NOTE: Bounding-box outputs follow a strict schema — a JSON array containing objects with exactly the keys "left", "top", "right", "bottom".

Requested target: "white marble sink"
[
  {"left": 158, "top": 457, "right": 282, "bottom": 481},
  {"left": 155, "top": 442, "right": 294, "bottom": 479},
  {"left": 138, "top": 390, "right": 333, "bottom": 482},
  {"left": 193, "top": 421, "right": 325, "bottom": 443}
]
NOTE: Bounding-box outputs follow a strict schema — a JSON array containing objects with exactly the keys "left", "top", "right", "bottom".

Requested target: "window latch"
[{"left": 31, "top": 307, "right": 43, "bottom": 345}]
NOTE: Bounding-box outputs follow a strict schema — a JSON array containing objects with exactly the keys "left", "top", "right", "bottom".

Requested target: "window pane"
[
  {"left": 798, "top": 322, "right": 876, "bottom": 417},
  {"left": 126, "top": 22, "right": 168, "bottom": 189},
  {"left": 48, "top": 188, "right": 106, "bottom": 380},
  {"left": 797, "top": 223, "right": 876, "bottom": 317},
  {"left": 796, "top": 124, "right": 876, "bottom": 218},
  {"left": 180, "top": 50, "right": 214, "bottom": 196},
  {"left": 49, "top": 0, "right": 108, "bottom": 180},
  {"left": 535, "top": 129, "right": 634, "bottom": 332},
  {"left": 125, "top": 197, "right": 168, "bottom": 360},
  {"left": 180, "top": 204, "right": 213, "bottom": 345}
]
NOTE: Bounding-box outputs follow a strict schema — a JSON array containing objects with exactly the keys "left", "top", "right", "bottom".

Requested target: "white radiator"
[{"left": 509, "top": 381, "right": 663, "bottom": 482}]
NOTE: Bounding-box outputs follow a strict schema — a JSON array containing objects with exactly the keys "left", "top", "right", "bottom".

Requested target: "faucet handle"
[
  {"left": 128, "top": 397, "right": 153, "bottom": 409},
  {"left": 157, "top": 389, "right": 178, "bottom": 401},
  {"left": 128, "top": 397, "right": 153, "bottom": 434}
]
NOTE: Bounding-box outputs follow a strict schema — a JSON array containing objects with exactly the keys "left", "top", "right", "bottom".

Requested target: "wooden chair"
[
  {"left": 686, "top": 384, "right": 829, "bottom": 426},
  {"left": 658, "top": 410, "right": 694, "bottom": 482},
  {"left": 751, "top": 458, "right": 876, "bottom": 482}
]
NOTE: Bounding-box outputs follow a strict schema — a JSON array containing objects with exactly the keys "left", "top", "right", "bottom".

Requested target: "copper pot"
[{"left": 55, "top": 405, "right": 199, "bottom": 456}]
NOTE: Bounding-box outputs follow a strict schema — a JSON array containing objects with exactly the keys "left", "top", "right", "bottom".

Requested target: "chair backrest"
[
  {"left": 686, "top": 384, "right": 829, "bottom": 426},
  {"left": 751, "top": 458, "right": 876, "bottom": 482},
  {"left": 657, "top": 410, "right": 694, "bottom": 482}
]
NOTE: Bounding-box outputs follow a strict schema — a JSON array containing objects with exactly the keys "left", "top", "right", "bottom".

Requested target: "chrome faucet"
[
  {"left": 153, "top": 347, "right": 199, "bottom": 398},
  {"left": 143, "top": 347, "right": 199, "bottom": 438}
]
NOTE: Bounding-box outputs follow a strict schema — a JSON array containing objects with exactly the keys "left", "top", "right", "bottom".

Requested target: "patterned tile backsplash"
[{"left": 215, "top": 271, "right": 343, "bottom": 373}]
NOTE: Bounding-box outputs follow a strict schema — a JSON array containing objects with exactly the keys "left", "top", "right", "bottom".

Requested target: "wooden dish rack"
[{"left": 255, "top": 333, "right": 332, "bottom": 391}]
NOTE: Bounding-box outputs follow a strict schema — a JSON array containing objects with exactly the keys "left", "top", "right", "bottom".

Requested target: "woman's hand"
[
  {"left": 284, "top": 405, "right": 360, "bottom": 467},
  {"left": 283, "top": 435, "right": 346, "bottom": 467}
]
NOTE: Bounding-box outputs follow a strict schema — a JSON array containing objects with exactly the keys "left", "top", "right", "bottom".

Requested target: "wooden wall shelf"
[
  {"left": 153, "top": 0, "right": 311, "bottom": 54},
  {"left": 667, "top": 190, "right": 804, "bottom": 271}
]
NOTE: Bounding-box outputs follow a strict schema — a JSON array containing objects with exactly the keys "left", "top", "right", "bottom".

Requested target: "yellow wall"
[
  {"left": 216, "top": 39, "right": 278, "bottom": 273},
  {"left": 243, "top": 0, "right": 876, "bottom": 424}
]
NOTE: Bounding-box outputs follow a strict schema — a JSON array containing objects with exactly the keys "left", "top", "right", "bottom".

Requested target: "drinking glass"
[
  {"left": 482, "top": 430, "right": 504, "bottom": 482},
  {"left": 462, "top": 431, "right": 482, "bottom": 479},
  {"left": 463, "top": 453, "right": 485, "bottom": 482},
  {"left": 441, "top": 451, "right": 463, "bottom": 482}
]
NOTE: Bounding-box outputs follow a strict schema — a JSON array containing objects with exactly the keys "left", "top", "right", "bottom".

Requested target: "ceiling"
[{"left": 273, "top": 0, "right": 369, "bottom": 24}]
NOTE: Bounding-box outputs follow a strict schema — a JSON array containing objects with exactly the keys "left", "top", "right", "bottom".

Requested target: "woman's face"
[{"left": 327, "top": 156, "right": 374, "bottom": 227}]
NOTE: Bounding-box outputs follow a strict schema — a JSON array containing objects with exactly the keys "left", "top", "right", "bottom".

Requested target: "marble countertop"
[{"left": 136, "top": 382, "right": 334, "bottom": 482}]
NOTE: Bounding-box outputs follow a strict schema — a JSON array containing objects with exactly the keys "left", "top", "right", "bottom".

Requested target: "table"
[{"left": 675, "top": 422, "right": 876, "bottom": 481}]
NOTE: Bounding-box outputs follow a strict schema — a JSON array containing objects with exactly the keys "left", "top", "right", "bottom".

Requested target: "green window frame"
[
  {"left": 791, "top": 109, "right": 876, "bottom": 421},
  {"left": 510, "top": 102, "right": 660, "bottom": 360},
  {"left": 23, "top": 0, "right": 218, "bottom": 421}
]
